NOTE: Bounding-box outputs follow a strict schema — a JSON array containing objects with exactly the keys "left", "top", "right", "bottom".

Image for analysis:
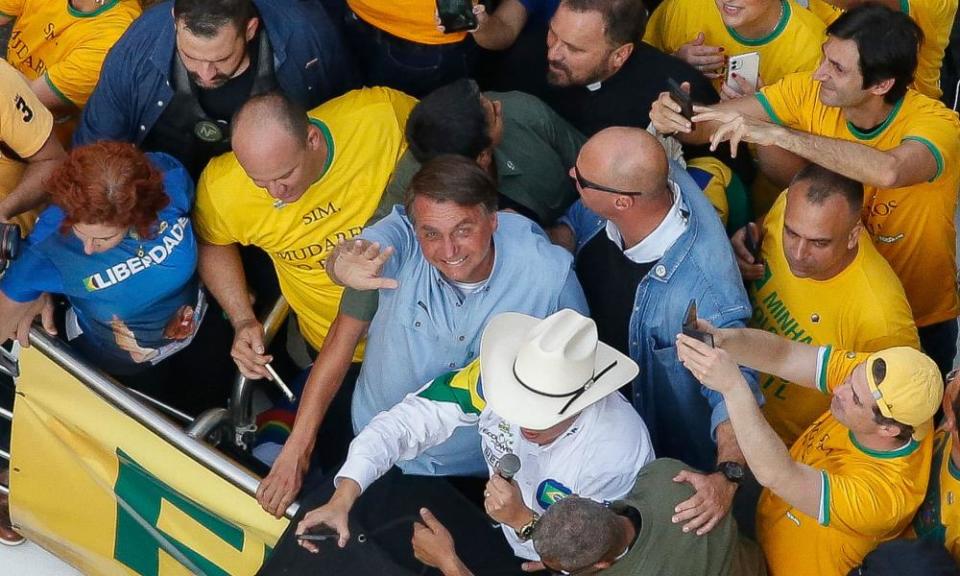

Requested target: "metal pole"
[{"left": 27, "top": 328, "right": 299, "bottom": 518}]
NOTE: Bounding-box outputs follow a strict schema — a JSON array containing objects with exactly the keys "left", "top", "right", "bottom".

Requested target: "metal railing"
[{"left": 0, "top": 295, "right": 297, "bottom": 520}]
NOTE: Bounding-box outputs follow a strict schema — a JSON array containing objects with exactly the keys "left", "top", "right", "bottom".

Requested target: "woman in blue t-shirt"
[{"left": 0, "top": 141, "right": 233, "bottom": 415}]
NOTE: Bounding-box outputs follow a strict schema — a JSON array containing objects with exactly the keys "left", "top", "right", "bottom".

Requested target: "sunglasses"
[{"left": 572, "top": 165, "right": 646, "bottom": 196}]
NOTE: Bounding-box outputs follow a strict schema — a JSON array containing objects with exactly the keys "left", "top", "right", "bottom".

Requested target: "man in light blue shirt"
[
  {"left": 333, "top": 154, "right": 588, "bottom": 477},
  {"left": 255, "top": 154, "right": 587, "bottom": 517}
]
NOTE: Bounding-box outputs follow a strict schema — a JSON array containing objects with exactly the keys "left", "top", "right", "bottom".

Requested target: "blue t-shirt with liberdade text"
[{"left": 0, "top": 152, "right": 201, "bottom": 374}]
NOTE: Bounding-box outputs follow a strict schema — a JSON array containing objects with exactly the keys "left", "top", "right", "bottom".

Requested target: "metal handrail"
[
  {"left": 227, "top": 296, "right": 290, "bottom": 450},
  {"left": 0, "top": 406, "right": 11, "bottom": 420},
  {"left": 25, "top": 327, "right": 299, "bottom": 518}
]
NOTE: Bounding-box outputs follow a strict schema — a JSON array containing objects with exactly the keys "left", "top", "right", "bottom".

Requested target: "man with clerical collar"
[{"left": 75, "top": 0, "right": 355, "bottom": 179}]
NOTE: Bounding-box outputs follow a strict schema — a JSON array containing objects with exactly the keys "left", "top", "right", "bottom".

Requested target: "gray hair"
[{"left": 533, "top": 497, "right": 621, "bottom": 571}]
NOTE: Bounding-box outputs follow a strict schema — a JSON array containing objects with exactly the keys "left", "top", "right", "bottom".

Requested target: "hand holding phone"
[
  {"left": 682, "top": 300, "right": 714, "bottom": 347},
  {"left": 725, "top": 52, "right": 760, "bottom": 94},
  {"left": 297, "top": 524, "right": 340, "bottom": 542},
  {"left": 436, "top": 0, "right": 478, "bottom": 34},
  {"left": 667, "top": 78, "right": 694, "bottom": 120},
  {"left": 743, "top": 222, "right": 762, "bottom": 264}
]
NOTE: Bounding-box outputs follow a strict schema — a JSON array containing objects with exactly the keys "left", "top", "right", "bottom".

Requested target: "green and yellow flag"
[{"left": 9, "top": 345, "right": 287, "bottom": 575}]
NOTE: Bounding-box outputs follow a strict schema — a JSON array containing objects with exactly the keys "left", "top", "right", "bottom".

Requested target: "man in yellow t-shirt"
[
  {"left": 344, "top": 0, "right": 472, "bottom": 97},
  {"left": 650, "top": 3, "right": 960, "bottom": 376},
  {"left": 804, "top": 0, "right": 957, "bottom": 99},
  {"left": 0, "top": 0, "right": 140, "bottom": 141},
  {"left": 746, "top": 165, "right": 918, "bottom": 444},
  {"left": 0, "top": 59, "right": 66, "bottom": 233},
  {"left": 644, "top": 0, "right": 826, "bottom": 98},
  {"left": 677, "top": 326, "right": 941, "bottom": 576},
  {"left": 194, "top": 87, "right": 415, "bottom": 376},
  {"left": 908, "top": 426, "right": 960, "bottom": 562}
]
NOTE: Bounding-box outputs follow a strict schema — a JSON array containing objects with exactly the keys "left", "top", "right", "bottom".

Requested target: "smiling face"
[
  {"left": 411, "top": 195, "right": 498, "bottom": 283},
  {"left": 781, "top": 183, "right": 860, "bottom": 280},
  {"left": 714, "top": 0, "right": 778, "bottom": 34},
  {"left": 812, "top": 36, "right": 872, "bottom": 108},
  {"left": 546, "top": 5, "right": 622, "bottom": 87},
  {"left": 175, "top": 18, "right": 256, "bottom": 89}
]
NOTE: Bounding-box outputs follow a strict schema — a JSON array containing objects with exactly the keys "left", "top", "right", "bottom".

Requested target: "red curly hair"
[{"left": 49, "top": 141, "right": 169, "bottom": 239}]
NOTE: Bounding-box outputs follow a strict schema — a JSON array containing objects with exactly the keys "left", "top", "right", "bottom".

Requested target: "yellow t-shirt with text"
[
  {"left": 757, "top": 345, "right": 933, "bottom": 576},
  {"left": 645, "top": 0, "right": 826, "bottom": 92},
  {"left": 758, "top": 73, "right": 960, "bottom": 327},
  {"left": 194, "top": 88, "right": 417, "bottom": 357},
  {"left": 908, "top": 431, "right": 960, "bottom": 562},
  {"left": 751, "top": 190, "right": 918, "bottom": 445},
  {"left": 348, "top": 0, "right": 466, "bottom": 45},
  {"left": 0, "top": 58, "right": 53, "bottom": 232},
  {"left": 805, "top": 0, "right": 957, "bottom": 99},
  {"left": 0, "top": 0, "right": 140, "bottom": 107}
]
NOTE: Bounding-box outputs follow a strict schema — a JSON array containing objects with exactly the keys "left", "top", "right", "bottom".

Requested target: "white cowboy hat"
[{"left": 480, "top": 309, "right": 638, "bottom": 430}]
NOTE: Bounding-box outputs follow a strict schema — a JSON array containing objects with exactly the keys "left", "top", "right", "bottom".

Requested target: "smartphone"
[
  {"left": 297, "top": 525, "right": 339, "bottom": 542},
  {"left": 682, "top": 300, "right": 715, "bottom": 347},
  {"left": 436, "top": 0, "right": 477, "bottom": 33},
  {"left": 667, "top": 78, "right": 694, "bottom": 120},
  {"left": 743, "top": 223, "right": 762, "bottom": 264},
  {"left": 726, "top": 52, "right": 760, "bottom": 93}
]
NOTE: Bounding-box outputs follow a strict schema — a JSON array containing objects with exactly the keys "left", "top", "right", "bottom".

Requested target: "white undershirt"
[{"left": 605, "top": 180, "right": 688, "bottom": 264}]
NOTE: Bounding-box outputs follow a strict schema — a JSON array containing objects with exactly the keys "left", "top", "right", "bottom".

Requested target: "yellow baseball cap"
[{"left": 865, "top": 347, "right": 942, "bottom": 441}]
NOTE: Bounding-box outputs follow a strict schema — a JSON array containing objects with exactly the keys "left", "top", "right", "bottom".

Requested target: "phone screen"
[{"left": 436, "top": 0, "right": 477, "bottom": 33}]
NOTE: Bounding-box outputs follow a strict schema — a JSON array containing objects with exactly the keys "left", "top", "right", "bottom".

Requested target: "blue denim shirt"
[
  {"left": 74, "top": 0, "right": 356, "bottom": 147},
  {"left": 564, "top": 162, "right": 763, "bottom": 472},
  {"left": 353, "top": 207, "right": 589, "bottom": 477}
]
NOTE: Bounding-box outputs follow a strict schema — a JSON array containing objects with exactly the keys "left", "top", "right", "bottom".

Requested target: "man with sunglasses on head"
[{"left": 550, "top": 127, "right": 761, "bottom": 536}]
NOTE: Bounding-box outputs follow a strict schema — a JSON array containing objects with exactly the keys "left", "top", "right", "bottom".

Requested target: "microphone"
[{"left": 497, "top": 453, "right": 521, "bottom": 481}]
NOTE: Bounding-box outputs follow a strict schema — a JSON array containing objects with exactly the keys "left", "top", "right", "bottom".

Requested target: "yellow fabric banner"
[{"left": 8, "top": 346, "right": 288, "bottom": 575}]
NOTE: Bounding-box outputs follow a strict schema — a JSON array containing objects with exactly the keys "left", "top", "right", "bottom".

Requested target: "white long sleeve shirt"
[{"left": 336, "top": 359, "right": 655, "bottom": 559}]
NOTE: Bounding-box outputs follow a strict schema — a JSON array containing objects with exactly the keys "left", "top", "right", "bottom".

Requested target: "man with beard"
[
  {"left": 540, "top": 0, "right": 718, "bottom": 136},
  {"left": 75, "top": 0, "right": 355, "bottom": 179}
]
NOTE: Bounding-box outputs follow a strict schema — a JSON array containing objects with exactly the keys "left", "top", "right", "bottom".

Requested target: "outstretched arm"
[
  {"left": 257, "top": 312, "right": 369, "bottom": 517},
  {"left": 677, "top": 334, "right": 823, "bottom": 519}
]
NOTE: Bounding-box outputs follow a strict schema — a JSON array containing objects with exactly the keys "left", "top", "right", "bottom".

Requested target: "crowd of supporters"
[{"left": 1, "top": 0, "right": 959, "bottom": 575}]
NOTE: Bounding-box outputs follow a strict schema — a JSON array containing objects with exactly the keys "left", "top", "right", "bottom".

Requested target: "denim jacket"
[
  {"left": 563, "top": 161, "right": 763, "bottom": 471},
  {"left": 75, "top": 0, "right": 356, "bottom": 147}
]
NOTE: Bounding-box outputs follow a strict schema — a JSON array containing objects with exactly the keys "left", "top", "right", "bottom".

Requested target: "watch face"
[{"left": 720, "top": 462, "right": 745, "bottom": 482}]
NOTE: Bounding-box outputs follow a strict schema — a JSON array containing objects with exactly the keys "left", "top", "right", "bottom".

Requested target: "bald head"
[
  {"left": 232, "top": 91, "right": 310, "bottom": 154},
  {"left": 578, "top": 127, "right": 668, "bottom": 196},
  {"left": 231, "top": 92, "right": 324, "bottom": 204}
]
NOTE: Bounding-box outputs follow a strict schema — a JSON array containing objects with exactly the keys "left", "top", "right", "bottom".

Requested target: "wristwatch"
[
  {"left": 717, "top": 461, "right": 745, "bottom": 484},
  {"left": 517, "top": 512, "right": 540, "bottom": 541}
]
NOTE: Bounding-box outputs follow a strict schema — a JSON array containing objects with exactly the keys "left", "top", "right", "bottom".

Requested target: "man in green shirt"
[
  {"left": 411, "top": 459, "right": 767, "bottom": 575},
  {"left": 389, "top": 78, "right": 586, "bottom": 225}
]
